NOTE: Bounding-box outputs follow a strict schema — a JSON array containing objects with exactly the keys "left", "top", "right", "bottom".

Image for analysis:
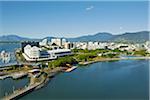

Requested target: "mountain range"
[
  {"left": 0, "top": 31, "right": 149, "bottom": 43},
  {"left": 0, "top": 35, "right": 39, "bottom": 42}
]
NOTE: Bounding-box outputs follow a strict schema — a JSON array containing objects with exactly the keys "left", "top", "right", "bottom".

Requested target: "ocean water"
[{"left": 22, "top": 60, "right": 149, "bottom": 100}]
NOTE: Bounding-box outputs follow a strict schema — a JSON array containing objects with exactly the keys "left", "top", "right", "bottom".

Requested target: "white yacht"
[{"left": 0, "top": 50, "right": 11, "bottom": 63}]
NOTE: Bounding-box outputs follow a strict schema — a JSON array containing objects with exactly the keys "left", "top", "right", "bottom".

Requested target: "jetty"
[
  {"left": 65, "top": 66, "right": 77, "bottom": 72},
  {"left": 2, "top": 73, "right": 46, "bottom": 100},
  {"left": 0, "top": 72, "right": 28, "bottom": 80},
  {"left": 2, "top": 82, "right": 43, "bottom": 100},
  {"left": 0, "top": 63, "right": 19, "bottom": 68}
]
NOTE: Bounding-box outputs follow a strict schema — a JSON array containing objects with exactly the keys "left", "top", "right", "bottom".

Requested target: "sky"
[{"left": 0, "top": 1, "right": 149, "bottom": 38}]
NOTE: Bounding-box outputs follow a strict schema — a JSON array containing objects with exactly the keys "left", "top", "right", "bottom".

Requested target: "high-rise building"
[
  {"left": 51, "top": 38, "right": 62, "bottom": 47},
  {"left": 39, "top": 39, "right": 48, "bottom": 46},
  {"left": 62, "top": 38, "right": 67, "bottom": 46},
  {"left": 64, "top": 42, "right": 74, "bottom": 49}
]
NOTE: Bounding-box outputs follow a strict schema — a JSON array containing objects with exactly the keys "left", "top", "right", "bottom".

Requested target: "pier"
[
  {"left": 0, "top": 63, "right": 46, "bottom": 100},
  {"left": 65, "top": 66, "right": 77, "bottom": 72},
  {"left": 2, "top": 73, "right": 46, "bottom": 100},
  {"left": 0, "top": 72, "right": 28, "bottom": 80},
  {"left": 2, "top": 82, "right": 43, "bottom": 100},
  {"left": 0, "top": 63, "right": 19, "bottom": 68}
]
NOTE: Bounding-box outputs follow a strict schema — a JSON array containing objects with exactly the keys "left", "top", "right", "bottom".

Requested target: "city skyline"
[{"left": 0, "top": 1, "right": 149, "bottom": 38}]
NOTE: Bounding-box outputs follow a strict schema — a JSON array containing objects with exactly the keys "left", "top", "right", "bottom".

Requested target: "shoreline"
[
  {"left": 0, "top": 56, "right": 149, "bottom": 72},
  {"left": 78, "top": 56, "right": 150, "bottom": 65}
]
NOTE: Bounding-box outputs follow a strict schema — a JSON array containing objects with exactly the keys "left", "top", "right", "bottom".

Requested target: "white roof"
[
  {"left": 28, "top": 69, "right": 40, "bottom": 73},
  {"left": 32, "top": 46, "right": 39, "bottom": 50},
  {"left": 24, "top": 44, "right": 31, "bottom": 49},
  {"left": 47, "top": 49, "right": 71, "bottom": 53}
]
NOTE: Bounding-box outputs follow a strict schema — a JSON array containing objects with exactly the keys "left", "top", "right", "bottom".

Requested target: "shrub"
[
  {"left": 48, "top": 56, "right": 78, "bottom": 68},
  {"left": 75, "top": 53, "right": 97, "bottom": 62},
  {"left": 134, "top": 50, "right": 148, "bottom": 56}
]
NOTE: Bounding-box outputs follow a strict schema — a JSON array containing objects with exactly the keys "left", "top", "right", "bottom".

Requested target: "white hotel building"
[
  {"left": 24, "top": 45, "right": 40, "bottom": 59},
  {"left": 23, "top": 44, "right": 72, "bottom": 61}
]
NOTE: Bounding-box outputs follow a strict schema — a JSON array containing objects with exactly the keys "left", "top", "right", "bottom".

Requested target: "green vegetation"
[
  {"left": 48, "top": 56, "right": 78, "bottom": 68},
  {"left": 72, "top": 48, "right": 111, "bottom": 54},
  {"left": 74, "top": 53, "right": 97, "bottom": 62},
  {"left": 15, "top": 50, "right": 26, "bottom": 62},
  {"left": 72, "top": 49, "right": 90, "bottom": 53},
  {"left": 133, "top": 50, "right": 149, "bottom": 56},
  {"left": 1, "top": 64, "right": 32, "bottom": 74},
  {"left": 72, "top": 48, "right": 120, "bottom": 57},
  {"left": 112, "top": 48, "right": 122, "bottom": 53},
  {"left": 48, "top": 49, "right": 123, "bottom": 68},
  {"left": 15, "top": 47, "right": 149, "bottom": 69},
  {"left": 101, "top": 53, "right": 119, "bottom": 58},
  {"left": 72, "top": 48, "right": 125, "bottom": 54}
]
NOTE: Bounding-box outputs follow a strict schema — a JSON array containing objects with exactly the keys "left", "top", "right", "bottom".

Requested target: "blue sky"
[{"left": 0, "top": 1, "right": 149, "bottom": 38}]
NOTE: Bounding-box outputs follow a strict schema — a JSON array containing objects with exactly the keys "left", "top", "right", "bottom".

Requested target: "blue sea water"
[{"left": 22, "top": 60, "right": 149, "bottom": 100}]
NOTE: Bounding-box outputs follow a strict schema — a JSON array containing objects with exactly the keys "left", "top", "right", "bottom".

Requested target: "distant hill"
[
  {"left": 0, "top": 35, "right": 27, "bottom": 41},
  {"left": 111, "top": 31, "right": 149, "bottom": 43},
  {"left": 67, "top": 32, "right": 113, "bottom": 42},
  {"left": 0, "top": 35, "right": 40, "bottom": 42},
  {"left": 68, "top": 31, "right": 149, "bottom": 43},
  {"left": 0, "top": 31, "right": 149, "bottom": 43},
  {"left": 43, "top": 36, "right": 55, "bottom": 42}
]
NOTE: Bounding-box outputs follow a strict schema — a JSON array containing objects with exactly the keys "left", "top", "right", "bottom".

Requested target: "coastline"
[{"left": 78, "top": 56, "right": 150, "bottom": 65}]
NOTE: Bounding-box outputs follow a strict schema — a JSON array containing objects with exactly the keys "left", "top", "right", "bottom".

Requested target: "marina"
[
  {"left": 0, "top": 65, "right": 46, "bottom": 100},
  {"left": 0, "top": 63, "right": 68, "bottom": 100},
  {"left": 2, "top": 74, "right": 46, "bottom": 100}
]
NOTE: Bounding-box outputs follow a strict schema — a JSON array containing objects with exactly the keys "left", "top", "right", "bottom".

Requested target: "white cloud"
[{"left": 86, "top": 6, "right": 94, "bottom": 11}]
